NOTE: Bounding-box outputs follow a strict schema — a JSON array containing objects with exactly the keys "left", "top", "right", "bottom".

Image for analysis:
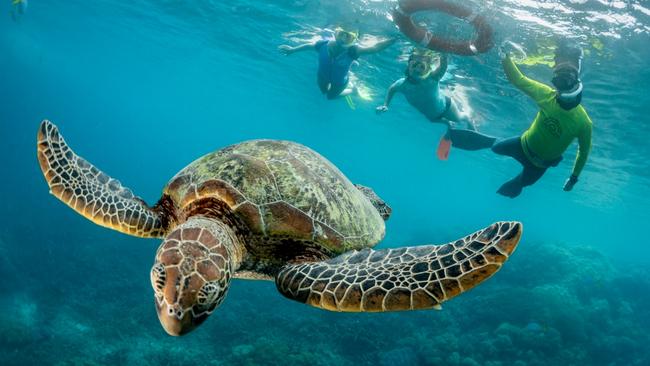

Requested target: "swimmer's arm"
[
  {"left": 502, "top": 55, "right": 554, "bottom": 104},
  {"left": 377, "top": 79, "right": 404, "bottom": 114},
  {"left": 356, "top": 38, "right": 397, "bottom": 56},
  {"left": 430, "top": 53, "right": 448, "bottom": 81},
  {"left": 571, "top": 120, "right": 593, "bottom": 178},
  {"left": 382, "top": 79, "right": 404, "bottom": 107},
  {"left": 278, "top": 42, "right": 316, "bottom": 55}
]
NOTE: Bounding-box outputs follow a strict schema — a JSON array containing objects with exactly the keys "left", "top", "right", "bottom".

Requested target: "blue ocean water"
[{"left": 1, "top": 0, "right": 649, "bottom": 365}]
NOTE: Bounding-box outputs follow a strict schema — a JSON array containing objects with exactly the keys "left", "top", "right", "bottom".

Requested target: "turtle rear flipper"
[
  {"left": 355, "top": 184, "right": 391, "bottom": 220},
  {"left": 37, "top": 120, "right": 169, "bottom": 238},
  {"left": 276, "top": 221, "right": 521, "bottom": 312}
]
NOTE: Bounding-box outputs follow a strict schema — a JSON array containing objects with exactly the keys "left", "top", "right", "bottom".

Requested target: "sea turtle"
[{"left": 37, "top": 120, "right": 522, "bottom": 336}]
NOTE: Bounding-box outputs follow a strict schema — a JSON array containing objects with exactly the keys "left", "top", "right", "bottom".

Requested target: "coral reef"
[{"left": 0, "top": 239, "right": 648, "bottom": 365}]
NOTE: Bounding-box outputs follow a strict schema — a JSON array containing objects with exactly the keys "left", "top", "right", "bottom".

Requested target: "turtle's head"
[{"left": 151, "top": 217, "right": 239, "bottom": 336}]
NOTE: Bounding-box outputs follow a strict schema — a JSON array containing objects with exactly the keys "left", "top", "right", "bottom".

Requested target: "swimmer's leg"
[
  {"left": 447, "top": 129, "right": 497, "bottom": 151},
  {"left": 441, "top": 97, "right": 476, "bottom": 130},
  {"left": 492, "top": 136, "right": 546, "bottom": 197},
  {"left": 317, "top": 76, "right": 330, "bottom": 95},
  {"left": 327, "top": 82, "right": 349, "bottom": 100},
  {"left": 340, "top": 84, "right": 355, "bottom": 97},
  {"left": 491, "top": 136, "right": 528, "bottom": 164}
]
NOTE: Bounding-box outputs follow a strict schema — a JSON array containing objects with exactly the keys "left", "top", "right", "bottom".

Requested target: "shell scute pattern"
[{"left": 164, "top": 140, "right": 384, "bottom": 253}]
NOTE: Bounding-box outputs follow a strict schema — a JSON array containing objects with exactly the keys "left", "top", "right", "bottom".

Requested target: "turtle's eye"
[
  {"left": 197, "top": 281, "right": 220, "bottom": 307},
  {"left": 151, "top": 263, "right": 166, "bottom": 293}
]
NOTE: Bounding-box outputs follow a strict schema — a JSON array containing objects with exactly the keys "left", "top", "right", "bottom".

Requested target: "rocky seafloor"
[{"left": 0, "top": 227, "right": 648, "bottom": 366}]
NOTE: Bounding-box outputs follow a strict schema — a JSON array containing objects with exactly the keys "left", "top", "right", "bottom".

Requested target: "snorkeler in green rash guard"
[{"left": 448, "top": 40, "right": 593, "bottom": 198}]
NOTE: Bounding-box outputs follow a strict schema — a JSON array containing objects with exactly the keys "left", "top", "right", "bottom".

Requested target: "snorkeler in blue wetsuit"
[
  {"left": 11, "top": 0, "right": 28, "bottom": 21},
  {"left": 376, "top": 48, "right": 477, "bottom": 159},
  {"left": 279, "top": 27, "right": 395, "bottom": 99}
]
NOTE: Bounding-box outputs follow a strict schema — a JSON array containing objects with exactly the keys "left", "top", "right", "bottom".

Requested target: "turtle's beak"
[
  {"left": 160, "top": 316, "right": 184, "bottom": 336},
  {"left": 155, "top": 302, "right": 195, "bottom": 336}
]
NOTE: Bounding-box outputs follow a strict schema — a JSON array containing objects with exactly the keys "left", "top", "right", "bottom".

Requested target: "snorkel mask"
[
  {"left": 553, "top": 68, "right": 582, "bottom": 94},
  {"left": 335, "top": 27, "right": 358, "bottom": 47},
  {"left": 407, "top": 49, "right": 437, "bottom": 79}
]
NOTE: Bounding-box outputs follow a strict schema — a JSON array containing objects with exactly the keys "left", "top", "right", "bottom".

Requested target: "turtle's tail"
[{"left": 37, "top": 120, "right": 168, "bottom": 238}]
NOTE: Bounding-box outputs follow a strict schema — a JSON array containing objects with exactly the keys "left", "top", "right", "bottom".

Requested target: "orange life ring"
[{"left": 393, "top": 0, "right": 494, "bottom": 56}]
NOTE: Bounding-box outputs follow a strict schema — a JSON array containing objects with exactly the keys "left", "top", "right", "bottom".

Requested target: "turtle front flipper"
[
  {"left": 37, "top": 120, "right": 169, "bottom": 238},
  {"left": 276, "top": 221, "right": 521, "bottom": 312}
]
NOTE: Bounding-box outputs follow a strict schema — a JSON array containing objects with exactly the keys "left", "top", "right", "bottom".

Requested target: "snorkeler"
[
  {"left": 278, "top": 26, "right": 395, "bottom": 99},
  {"left": 447, "top": 40, "right": 593, "bottom": 198},
  {"left": 376, "top": 48, "right": 476, "bottom": 159},
  {"left": 11, "top": 0, "right": 27, "bottom": 21}
]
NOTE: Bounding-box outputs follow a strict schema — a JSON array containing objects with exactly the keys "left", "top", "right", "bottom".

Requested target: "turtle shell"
[{"left": 163, "top": 140, "right": 385, "bottom": 254}]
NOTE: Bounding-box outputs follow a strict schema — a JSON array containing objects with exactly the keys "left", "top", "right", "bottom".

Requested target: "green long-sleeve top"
[{"left": 502, "top": 56, "right": 593, "bottom": 177}]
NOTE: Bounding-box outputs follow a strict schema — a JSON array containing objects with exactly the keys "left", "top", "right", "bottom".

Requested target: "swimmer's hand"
[
  {"left": 376, "top": 105, "right": 389, "bottom": 114},
  {"left": 497, "top": 44, "right": 509, "bottom": 60},
  {"left": 278, "top": 45, "right": 294, "bottom": 55},
  {"left": 563, "top": 175, "right": 578, "bottom": 191},
  {"left": 499, "top": 40, "right": 526, "bottom": 61}
]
